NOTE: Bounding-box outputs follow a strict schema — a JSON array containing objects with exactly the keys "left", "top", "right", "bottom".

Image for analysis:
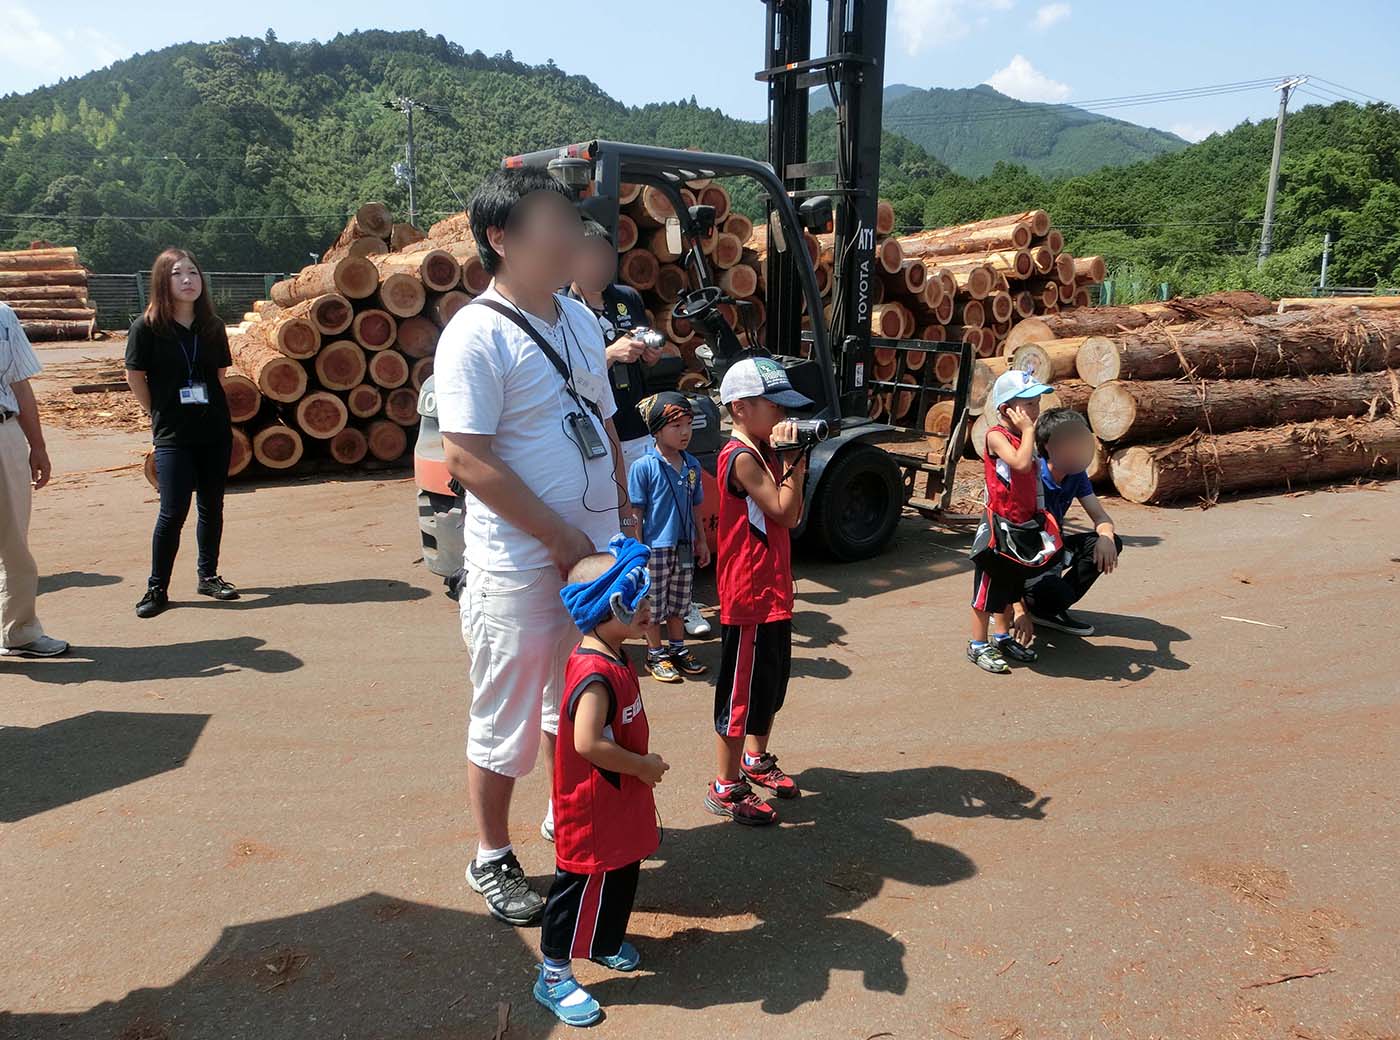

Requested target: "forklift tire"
[{"left": 803, "top": 442, "right": 903, "bottom": 561}]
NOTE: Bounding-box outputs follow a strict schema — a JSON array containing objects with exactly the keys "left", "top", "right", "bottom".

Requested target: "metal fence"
[{"left": 89, "top": 272, "right": 288, "bottom": 329}]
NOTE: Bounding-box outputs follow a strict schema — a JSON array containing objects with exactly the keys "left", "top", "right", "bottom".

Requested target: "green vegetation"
[
  {"left": 895, "top": 99, "right": 1400, "bottom": 295},
  {"left": 1, "top": 30, "right": 1396, "bottom": 297},
  {"left": 817, "top": 84, "right": 1188, "bottom": 177}
]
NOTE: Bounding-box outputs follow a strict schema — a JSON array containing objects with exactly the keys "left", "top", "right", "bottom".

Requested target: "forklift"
[{"left": 415, "top": 0, "right": 973, "bottom": 573}]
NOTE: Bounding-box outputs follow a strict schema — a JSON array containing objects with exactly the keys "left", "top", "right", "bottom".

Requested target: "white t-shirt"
[{"left": 435, "top": 283, "right": 620, "bottom": 572}]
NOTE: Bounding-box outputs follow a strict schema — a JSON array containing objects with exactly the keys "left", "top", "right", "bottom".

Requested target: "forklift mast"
[{"left": 759, "top": 0, "right": 888, "bottom": 419}]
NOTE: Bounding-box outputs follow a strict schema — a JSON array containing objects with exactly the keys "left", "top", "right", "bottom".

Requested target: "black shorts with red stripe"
[
  {"left": 540, "top": 860, "right": 642, "bottom": 962},
  {"left": 970, "top": 557, "right": 1028, "bottom": 615},
  {"left": 713, "top": 620, "right": 792, "bottom": 739}
]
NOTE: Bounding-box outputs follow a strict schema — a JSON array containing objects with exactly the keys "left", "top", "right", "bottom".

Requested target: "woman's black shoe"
[
  {"left": 136, "top": 587, "right": 169, "bottom": 619},
  {"left": 196, "top": 576, "right": 240, "bottom": 601}
]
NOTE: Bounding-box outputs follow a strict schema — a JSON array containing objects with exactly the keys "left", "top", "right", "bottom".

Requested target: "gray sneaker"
[
  {"left": 0, "top": 635, "right": 69, "bottom": 658},
  {"left": 466, "top": 852, "right": 545, "bottom": 926},
  {"left": 683, "top": 602, "right": 712, "bottom": 637}
]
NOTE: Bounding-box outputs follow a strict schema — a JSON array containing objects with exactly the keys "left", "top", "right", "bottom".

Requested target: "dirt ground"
[{"left": 3, "top": 342, "right": 1398, "bottom": 1040}]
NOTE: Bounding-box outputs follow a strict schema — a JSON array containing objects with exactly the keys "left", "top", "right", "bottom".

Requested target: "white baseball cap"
[
  {"left": 990, "top": 369, "right": 1054, "bottom": 411},
  {"left": 718, "top": 356, "right": 814, "bottom": 408}
]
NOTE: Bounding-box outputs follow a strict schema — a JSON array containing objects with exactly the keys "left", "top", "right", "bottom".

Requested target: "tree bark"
[
  {"left": 0, "top": 285, "right": 91, "bottom": 302},
  {"left": 230, "top": 335, "right": 308, "bottom": 402},
  {"left": 0, "top": 247, "right": 80, "bottom": 271},
  {"left": 1088, "top": 370, "right": 1399, "bottom": 442},
  {"left": 220, "top": 372, "right": 263, "bottom": 424},
  {"left": 271, "top": 256, "right": 377, "bottom": 305},
  {"left": 1110, "top": 417, "right": 1400, "bottom": 505},
  {"left": 0, "top": 271, "right": 86, "bottom": 288},
  {"left": 1003, "top": 291, "right": 1275, "bottom": 351},
  {"left": 1010, "top": 337, "right": 1096, "bottom": 383},
  {"left": 18, "top": 318, "right": 95, "bottom": 340},
  {"left": 1076, "top": 313, "right": 1400, "bottom": 386}
]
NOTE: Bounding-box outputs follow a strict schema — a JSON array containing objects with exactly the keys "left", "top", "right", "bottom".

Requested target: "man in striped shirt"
[{"left": 0, "top": 302, "right": 67, "bottom": 658}]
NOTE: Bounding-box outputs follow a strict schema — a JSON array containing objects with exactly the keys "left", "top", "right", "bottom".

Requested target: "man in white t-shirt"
[{"left": 435, "top": 168, "right": 631, "bottom": 926}]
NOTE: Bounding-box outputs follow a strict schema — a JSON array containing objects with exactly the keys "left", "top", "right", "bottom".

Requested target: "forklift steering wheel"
[{"left": 672, "top": 286, "right": 723, "bottom": 324}]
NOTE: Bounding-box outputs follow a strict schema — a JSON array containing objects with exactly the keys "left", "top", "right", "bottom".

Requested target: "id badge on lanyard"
[{"left": 178, "top": 332, "right": 208, "bottom": 405}]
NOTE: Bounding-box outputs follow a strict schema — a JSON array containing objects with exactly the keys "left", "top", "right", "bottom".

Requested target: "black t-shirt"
[
  {"left": 570, "top": 284, "right": 649, "bottom": 443},
  {"left": 125, "top": 315, "right": 233, "bottom": 447}
]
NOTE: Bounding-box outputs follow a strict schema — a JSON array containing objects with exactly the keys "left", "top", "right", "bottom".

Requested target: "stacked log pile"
[
  {"left": 607, "top": 191, "right": 1103, "bottom": 437},
  {"left": 215, "top": 204, "right": 463, "bottom": 478},
  {"left": 0, "top": 245, "right": 97, "bottom": 340},
  {"left": 984, "top": 303, "right": 1400, "bottom": 504}
]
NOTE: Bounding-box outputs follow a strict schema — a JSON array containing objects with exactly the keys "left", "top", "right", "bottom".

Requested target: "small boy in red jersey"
[
  {"left": 705, "top": 357, "right": 811, "bottom": 826},
  {"left": 535, "top": 537, "right": 669, "bottom": 1027},
  {"left": 968, "top": 369, "right": 1056, "bottom": 674}
]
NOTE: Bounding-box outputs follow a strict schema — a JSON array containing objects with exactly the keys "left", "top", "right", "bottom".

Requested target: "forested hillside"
[
  {"left": 0, "top": 30, "right": 941, "bottom": 271},
  {"left": 816, "top": 84, "right": 1188, "bottom": 177},
  {"left": 1, "top": 29, "right": 1396, "bottom": 298}
]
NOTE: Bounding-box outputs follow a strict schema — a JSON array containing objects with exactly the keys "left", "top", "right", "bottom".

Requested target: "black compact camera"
[{"left": 773, "top": 419, "right": 830, "bottom": 450}]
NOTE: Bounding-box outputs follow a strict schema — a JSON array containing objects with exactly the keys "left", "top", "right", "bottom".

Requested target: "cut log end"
[
  {"left": 252, "top": 425, "right": 305, "bottom": 469},
  {"left": 329, "top": 427, "right": 369, "bottom": 465},
  {"left": 385, "top": 387, "right": 421, "bottom": 427},
  {"left": 347, "top": 384, "right": 384, "bottom": 419},
  {"left": 352, "top": 310, "right": 398, "bottom": 351},
  {"left": 367, "top": 420, "right": 408, "bottom": 462},
  {"left": 221, "top": 374, "right": 262, "bottom": 424},
  {"left": 1076, "top": 336, "right": 1124, "bottom": 386},
  {"left": 1086, "top": 382, "right": 1138, "bottom": 442},
  {"left": 314, "top": 341, "right": 368, "bottom": 391},
  {"left": 228, "top": 428, "right": 252, "bottom": 477},
  {"left": 368, "top": 350, "right": 410, "bottom": 389},
  {"left": 294, "top": 391, "right": 349, "bottom": 440}
]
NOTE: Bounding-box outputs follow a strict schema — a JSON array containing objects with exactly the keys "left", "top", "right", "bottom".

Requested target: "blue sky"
[{"left": 2, "top": 1, "right": 1397, "bottom": 140}]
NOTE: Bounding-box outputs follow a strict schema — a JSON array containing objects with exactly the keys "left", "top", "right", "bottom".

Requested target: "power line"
[{"left": 1308, "top": 76, "right": 1390, "bottom": 106}]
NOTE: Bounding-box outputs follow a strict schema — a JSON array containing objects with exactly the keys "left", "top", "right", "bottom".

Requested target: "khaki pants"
[{"left": 0, "top": 419, "right": 44, "bottom": 647}]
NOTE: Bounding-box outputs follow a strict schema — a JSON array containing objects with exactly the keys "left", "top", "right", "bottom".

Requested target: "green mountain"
[
  {"left": 0, "top": 30, "right": 945, "bottom": 272},
  {"left": 905, "top": 98, "right": 1400, "bottom": 295},
  {"left": 816, "top": 83, "right": 1188, "bottom": 177}
]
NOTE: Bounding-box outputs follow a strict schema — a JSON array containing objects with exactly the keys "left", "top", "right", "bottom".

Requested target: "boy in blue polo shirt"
[
  {"left": 629, "top": 392, "right": 710, "bottom": 683},
  {"left": 1026, "top": 407, "right": 1123, "bottom": 636}
]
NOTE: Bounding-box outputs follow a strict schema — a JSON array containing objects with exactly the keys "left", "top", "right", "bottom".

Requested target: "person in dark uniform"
[
  {"left": 125, "top": 248, "right": 240, "bottom": 619},
  {"left": 568, "top": 220, "right": 713, "bottom": 637},
  {"left": 567, "top": 220, "right": 660, "bottom": 478}
]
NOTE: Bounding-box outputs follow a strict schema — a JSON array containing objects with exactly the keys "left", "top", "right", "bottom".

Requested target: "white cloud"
[
  {"left": 1034, "top": 3, "right": 1071, "bottom": 29},
  {"left": 0, "top": 2, "right": 125, "bottom": 93},
  {"left": 986, "top": 55, "right": 1072, "bottom": 103},
  {"left": 1169, "top": 122, "right": 1225, "bottom": 142},
  {"left": 893, "top": 0, "right": 1015, "bottom": 56}
]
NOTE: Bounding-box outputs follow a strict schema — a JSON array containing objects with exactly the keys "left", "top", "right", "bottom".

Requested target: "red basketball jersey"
[
  {"left": 716, "top": 438, "right": 794, "bottom": 626},
  {"left": 554, "top": 646, "right": 658, "bottom": 874},
  {"left": 984, "top": 425, "right": 1039, "bottom": 523}
]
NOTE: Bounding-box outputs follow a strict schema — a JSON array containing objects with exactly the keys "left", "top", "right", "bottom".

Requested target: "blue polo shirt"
[
  {"left": 628, "top": 445, "right": 704, "bottom": 548},
  {"left": 1040, "top": 458, "right": 1093, "bottom": 524}
]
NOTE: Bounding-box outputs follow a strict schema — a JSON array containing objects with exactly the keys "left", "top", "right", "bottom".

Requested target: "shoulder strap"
[{"left": 472, "top": 298, "right": 602, "bottom": 421}]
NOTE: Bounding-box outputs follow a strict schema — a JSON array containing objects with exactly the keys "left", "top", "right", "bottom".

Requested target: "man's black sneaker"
[
  {"left": 466, "top": 853, "right": 545, "bottom": 926},
  {"left": 994, "top": 635, "right": 1038, "bottom": 664},
  {"left": 136, "top": 587, "right": 169, "bottom": 619},
  {"left": 196, "top": 576, "right": 240, "bottom": 601},
  {"left": 1028, "top": 608, "right": 1094, "bottom": 636}
]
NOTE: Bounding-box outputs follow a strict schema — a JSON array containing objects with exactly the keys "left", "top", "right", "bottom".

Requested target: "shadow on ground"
[
  {"left": 1032, "top": 610, "right": 1191, "bottom": 682},
  {"left": 180, "top": 579, "right": 431, "bottom": 611},
  {"left": 37, "top": 570, "right": 122, "bottom": 594},
  {"left": 0, "top": 763, "right": 1045, "bottom": 1037},
  {"left": 0, "top": 710, "right": 209, "bottom": 822},
  {"left": 1, "top": 636, "right": 303, "bottom": 684}
]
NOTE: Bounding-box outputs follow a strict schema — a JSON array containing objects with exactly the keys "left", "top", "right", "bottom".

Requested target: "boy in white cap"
[
  {"left": 706, "top": 357, "right": 810, "bottom": 824},
  {"left": 968, "top": 369, "right": 1056, "bottom": 673}
]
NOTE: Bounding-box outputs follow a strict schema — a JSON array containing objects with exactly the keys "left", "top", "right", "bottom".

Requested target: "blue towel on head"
[{"left": 560, "top": 535, "right": 652, "bottom": 632}]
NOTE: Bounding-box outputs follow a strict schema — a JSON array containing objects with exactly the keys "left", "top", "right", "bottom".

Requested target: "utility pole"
[
  {"left": 383, "top": 97, "right": 444, "bottom": 228},
  {"left": 1319, "top": 230, "right": 1331, "bottom": 293},
  {"left": 1258, "top": 75, "right": 1308, "bottom": 267}
]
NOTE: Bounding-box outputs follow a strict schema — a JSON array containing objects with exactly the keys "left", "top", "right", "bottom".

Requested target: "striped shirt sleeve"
[{"left": 0, "top": 305, "right": 42, "bottom": 386}]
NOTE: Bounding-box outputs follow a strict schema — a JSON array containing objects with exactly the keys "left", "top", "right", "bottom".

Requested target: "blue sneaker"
[
  {"left": 533, "top": 969, "right": 603, "bottom": 1028},
  {"left": 591, "top": 941, "right": 642, "bottom": 972}
]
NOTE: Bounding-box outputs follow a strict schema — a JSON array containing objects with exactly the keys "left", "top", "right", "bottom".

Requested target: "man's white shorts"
[
  {"left": 460, "top": 565, "right": 578, "bottom": 778},
  {"left": 620, "top": 435, "right": 650, "bottom": 473}
]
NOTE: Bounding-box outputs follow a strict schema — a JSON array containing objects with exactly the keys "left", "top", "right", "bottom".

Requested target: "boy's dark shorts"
[
  {"left": 540, "top": 860, "right": 641, "bottom": 961},
  {"left": 971, "top": 557, "right": 1029, "bottom": 615},
  {"left": 714, "top": 620, "right": 792, "bottom": 739}
]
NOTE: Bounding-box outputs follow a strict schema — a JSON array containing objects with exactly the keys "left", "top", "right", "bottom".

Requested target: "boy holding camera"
[
  {"left": 706, "top": 358, "right": 811, "bottom": 825},
  {"left": 628, "top": 392, "right": 710, "bottom": 682}
]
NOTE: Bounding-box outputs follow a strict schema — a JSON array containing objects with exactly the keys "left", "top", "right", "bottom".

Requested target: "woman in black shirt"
[{"left": 125, "top": 248, "right": 239, "bottom": 618}]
